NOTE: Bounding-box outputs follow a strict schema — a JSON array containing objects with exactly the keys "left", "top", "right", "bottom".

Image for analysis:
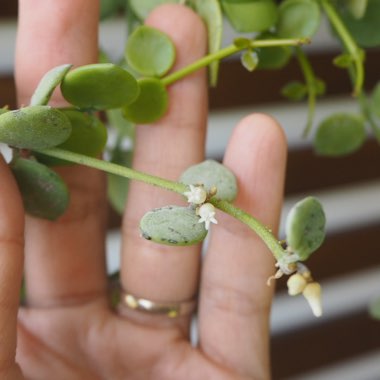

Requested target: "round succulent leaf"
[
  {"left": 338, "top": 0, "right": 380, "bottom": 47},
  {"left": 61, "top": 63, "right": 140, "bottom": 110},
  {"left": 256, "top": 33, "right": 292, "bottom": 70},
  {"left": 122, "top": 77, "right": 168, "bottom": 124},
  {"left": 0, "top": 106, "right": 71, "bottom": 149},
  {"left": 339, "top": 0, "right": 380, "bottom": 48},
  {"left": 314, "top": 113, "right": 366, "bottom": 156},
  {"left": 285, "top": 196, "right": 326, "bottom": 261},
  {"left": 277, "top": 0, "right": 321, "bottom": 39},
  {"left": 192, "top": 0, "right": 223, "bottom": 86},
  {"left": 180, "top": 159, "right": 237, "bottom": 202},
  {"left": 140, "top": 205, "right": 207, "bottom": 246},
  {"left": 332, "top": 53, "right": 353, "bottom": 68},
  {"left": 36, "top": 110, "right": 107, "bottom": 166},
  {"left": 222, "top": 0, "right": 278, "bottom": 33},
  {"left": 10, "top": 157, "right": 69, "bottom": 220},
  {"left": 30, "top": 64, "right": 72, "bottom": 106},
  {"left": 125, "top": 26, "right": 175, "bottom": 77},
  {"left": 281, "top": 81, "right": 307, "bottom": 101},
  {"left": 129, "top": 0, "right": 180, "bottom": 20}
]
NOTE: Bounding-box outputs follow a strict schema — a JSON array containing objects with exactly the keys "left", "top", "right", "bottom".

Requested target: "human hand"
[{"left": 1, "top": 1, "right": 286, "bottom": 379}]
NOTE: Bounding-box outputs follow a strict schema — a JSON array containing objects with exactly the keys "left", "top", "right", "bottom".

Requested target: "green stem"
[
  {"left": 162, "top": 38, "right": 310, "bottom": 87},
  {"left": 35, "top": 148, "right": 187, "bottom": 194},
  {"left": 211, "top": 199, "right": 286, "bottom": 261},
  {"left": 35, "top": 147, "right": 287, "bottom": 261},
  {"left": 295, "top": 48, "right": 317, "bottom": 138},
  {"left": 320, "top": 0, "right": 364, "bottom": 96}
]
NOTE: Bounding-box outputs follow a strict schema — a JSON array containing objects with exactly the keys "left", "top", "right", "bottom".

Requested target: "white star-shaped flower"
[
  {"left": 197, "top": 203, "right": 218, "bottom": 230},
  {"left": 184, "top": 184, "right": 207, "bottom": 205}
]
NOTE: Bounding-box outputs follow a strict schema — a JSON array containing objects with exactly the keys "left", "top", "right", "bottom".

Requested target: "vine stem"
[
  {"left": 320, "top": 0, "right": 364, "bottom": 96},
  {"left": 35, "top": 147, "right": 287, "bottom": 260},
  {"left": 162, "top": 37, "right": 310, "bottom": 86},
  {"left": 295, "top": 47, "right": 317, "bottom": 138}
]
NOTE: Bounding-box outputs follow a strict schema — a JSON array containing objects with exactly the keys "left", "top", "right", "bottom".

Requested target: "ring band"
[{"left": 119, "top": 289, "right": 197, "bottom": 318}]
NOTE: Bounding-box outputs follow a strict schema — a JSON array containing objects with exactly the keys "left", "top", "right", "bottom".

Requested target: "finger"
[
  {"left": 15, "top": 0, "right": 107, "bottom": 307},
  {"left": 199, "top": 114, "right": 287, "bottom": 378},
  {"left": 120, "top": 4, "right": 207, "bottom": 314},
  {"left": 0, "top": 155, "right": 24, "bottom": 377}
]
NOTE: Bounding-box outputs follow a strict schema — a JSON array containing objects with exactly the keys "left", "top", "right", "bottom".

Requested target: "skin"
[{"left": 0, "top": 1, "right": 287, "bottom": 379}]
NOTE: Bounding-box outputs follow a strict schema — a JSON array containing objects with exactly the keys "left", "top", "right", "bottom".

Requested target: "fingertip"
[{"left": 223, "top": 113, "right": 287, "bottom": 227}]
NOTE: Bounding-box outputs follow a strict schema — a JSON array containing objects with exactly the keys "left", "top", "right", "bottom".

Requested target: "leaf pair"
[{"left": 140, "top": 160, "right": 237, "bottom": 246}]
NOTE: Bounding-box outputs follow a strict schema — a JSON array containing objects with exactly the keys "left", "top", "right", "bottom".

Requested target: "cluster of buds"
[
  {"left": 184, "top": 184, "right": 218, "bottom": 230},
  {"left": 287, "top": 270, "right": 322, "bottom": 317}
]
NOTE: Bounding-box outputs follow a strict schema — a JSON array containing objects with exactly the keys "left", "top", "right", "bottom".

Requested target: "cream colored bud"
[
  {"left": 287, "top": 273, "right": 307, "bottom": 296},
  {"left": 303, "top": 282, "right": 322, "bottom": 317}
]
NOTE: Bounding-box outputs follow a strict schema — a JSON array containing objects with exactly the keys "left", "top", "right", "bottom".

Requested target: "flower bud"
[
  {"left": 287, "top": 273, "right": 307, "bottom": 296},
  {"left": 303, "top": 282, "right": 322, "bottom": 317}
]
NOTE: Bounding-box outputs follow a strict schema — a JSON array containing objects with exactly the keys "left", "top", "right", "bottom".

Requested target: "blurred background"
[{"left": 1, "top": 2, "right": 380, "bottom": 379}]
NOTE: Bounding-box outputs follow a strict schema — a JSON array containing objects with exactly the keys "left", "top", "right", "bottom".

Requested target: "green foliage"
[
  {"left": 180, "top": 159, "right": 237, "bottom": 202},
  {"left": 344, "top": 0, "right": 368, "bottom": 19},
  {"left": 123, "top": 77, "right": 168, "bottom": 124},
  {"left": 0, "top": 106, "right": 71, "bottom": 150},
  {"left": 370, "top": 82, "right": 380, "bottom": 119},
  {"left": 35, "top": 110, "right": 107, "bottom": 166},
  {"left": 0, "top": 106, "right": 9, "bottom": 115},
  {"left": 281, "top": 81, "right": 307, "bottom": 101},
  {"left": 61, "top": 63, "right": 140, "bottom": 110},
  {"left": 256, "top": 33, "right": 292, "bottom": 70},
  {"left": 125, "top": 26, "right": 176, "bottom": 77},
  {"left": 276, "top": 0, "right": 321, "bottom": 39},
  {"left": 240, "top": 50, "right": 259, "bottom": 72},
  {"left": 338, "top": 0, "right": 380, "bottom": 47},
  {"left": 129, "top": 0, "right": 180, "bottom": 20},
  {"left": 221, "top": 0, "right": 278, "bottom": 33},
  {"left": 30, "top": 64, "right": 72, "bottom": 106},
  {"left": 10, "top": 157, "right": 69, "bottom": 220},
  {"left": 140, "top": 205, "right": 208, "bottom": 246},
  {"left": 332, "top": 53, "right": 353, "bottom": 68},
  {"left": 191, "top": 0, "right": 223, "bottom": 87},
  {"left": 285, "top": 196, "right": 326, "bottom": 261},
  {"left": 314, "top": 113, "right": 366, "bottom": 156}
]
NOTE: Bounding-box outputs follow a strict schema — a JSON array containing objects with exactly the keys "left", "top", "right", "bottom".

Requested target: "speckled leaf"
[
  {"left": 0, "top": 106, "right": 71, "bottom": 149},
  {"left": 180, "top": 159, "right": 237, "bottom": 201},
  {"left": 277, "top": 0, "right": 321, "bottom": 39},
  {"left": 192, "top": 0, "right": 223, "bottom": 86},
  {"left": 125, "top": 26, "right": 175, "bottom": 77},
  {"left": 30, "top": 64, "right": 72, "bottom": 106},
  {"left": 61, "top": 63, "right": 140, "bottom": 110},
  {"left": 314, "top": 113, "right": 366, "bottom": 156},
  {"left": 36, "top": 110, "right": 107, "bottom": 166},
  {"left": 222, "top": 0, "right": 278, "bottom": 33},
  {"left": 123, "top": 78, "right": 168, "bottom": 124},
  {"left": 140, "top": 205, "right": 207, "bottom": 246},
  {"left": 10, "top": 158, "right": 69, "bottom": 220},
  {"left": 285, "top": 196, "right": 326, "bottom": 261}
]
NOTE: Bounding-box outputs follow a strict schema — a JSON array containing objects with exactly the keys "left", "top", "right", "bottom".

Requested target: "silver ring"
[{"left": 119, "top": 288, "right": 197, "bottom": 318}]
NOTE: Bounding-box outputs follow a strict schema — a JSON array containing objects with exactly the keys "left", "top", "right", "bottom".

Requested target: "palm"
[{"left": 1, "top": 2, "right": 287, "bottom": 380}]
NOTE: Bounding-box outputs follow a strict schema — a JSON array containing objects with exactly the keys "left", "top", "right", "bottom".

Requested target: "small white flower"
[
  {"left": 197, "top": 203, "right": 218, "bottom": 230},
  {"left": 287, "top": 273, "right": 307, "bottom": 296},
  {"left": 184, "top": 184, "right": 207, "bottom": 205}
]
